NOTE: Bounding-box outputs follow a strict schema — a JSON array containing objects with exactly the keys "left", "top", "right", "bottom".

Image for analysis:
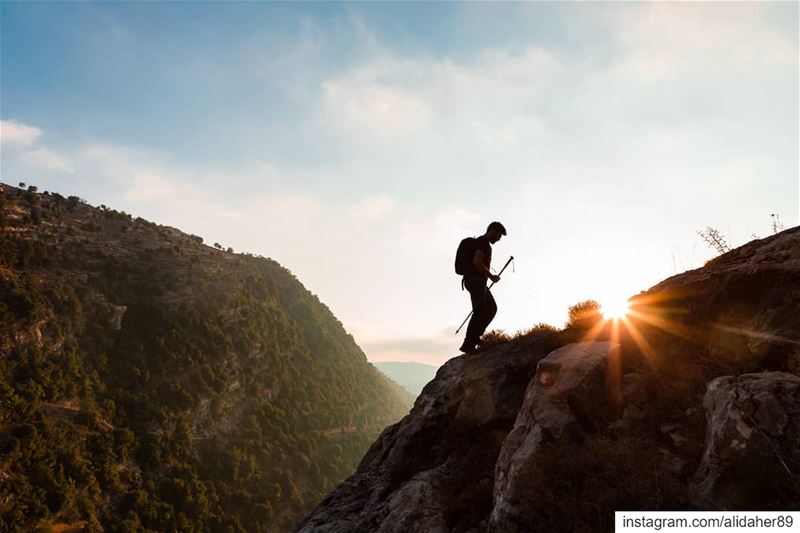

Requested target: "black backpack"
[{"left": 454, "top": 237, "right": 477, "bottom": 275}]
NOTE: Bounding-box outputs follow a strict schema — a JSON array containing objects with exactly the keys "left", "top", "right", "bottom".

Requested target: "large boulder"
[
  {"left": 693, "top": 372, "right": 800, "bottom": 509},
  {"left": 295, "top": 337, "right": 559, "bottom": 533},
  {"left": 489, "top": 341, "right": 622, "bottom": 532}
]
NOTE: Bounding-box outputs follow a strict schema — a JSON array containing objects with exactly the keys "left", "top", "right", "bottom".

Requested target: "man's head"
[{"left": 485, "top": 221, "right": 507, "bottom": 244}]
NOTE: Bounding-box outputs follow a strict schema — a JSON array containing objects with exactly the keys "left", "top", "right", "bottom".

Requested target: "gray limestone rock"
[
  {"left": 489, "top": 341, "right": 622, "bottom": 532},
  {"left": 693, "top": 372, "right": 800, "bottom": 509}
]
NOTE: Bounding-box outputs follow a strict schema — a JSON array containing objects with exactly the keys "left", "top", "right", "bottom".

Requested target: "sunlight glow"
[{"left": 601, "top": 299, "right": 631, "bottom": 320}]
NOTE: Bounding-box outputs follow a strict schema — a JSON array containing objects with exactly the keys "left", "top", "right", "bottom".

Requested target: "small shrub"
[
  {"left": 519, "top": 323, "right": 560, "bottom": 337},
  {"left": 510, "top": 322, "right": 560, "bottom": 344},
  {"left": 81, "top": 220, "right": 100, "bottom": 232},
  {"left": 565, "top": 299, "right": 603, "bottom": 331},
  {"left": 478, "top": 329, "right": 512, "bottom": 349}
]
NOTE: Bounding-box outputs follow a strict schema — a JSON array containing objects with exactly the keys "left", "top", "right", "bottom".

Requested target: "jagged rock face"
[
  {"left": 693, "top": 372, "right": 800, "bottom": 509},
  {"left": 490, "top": 341, "right": 622, "bottom": 532},
  {"left": 295, "top": 338, "right": 558, "bottom": 533},
  {"left": 630, "top": 226, "right": 800, "bottom": 376}
]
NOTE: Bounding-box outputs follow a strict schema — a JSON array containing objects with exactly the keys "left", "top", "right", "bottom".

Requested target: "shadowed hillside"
[{"left": 0, "top": 182, "right": 412, "bottom": 532}]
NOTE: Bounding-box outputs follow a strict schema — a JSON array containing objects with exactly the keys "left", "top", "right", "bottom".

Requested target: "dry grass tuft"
[{"left": 478, "top": 329, "right": 513, "bottom": 349}]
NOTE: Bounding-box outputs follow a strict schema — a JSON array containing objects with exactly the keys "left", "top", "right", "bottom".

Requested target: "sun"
[{"left": 601, "top": 298, "right": 631, "bottom": 320}]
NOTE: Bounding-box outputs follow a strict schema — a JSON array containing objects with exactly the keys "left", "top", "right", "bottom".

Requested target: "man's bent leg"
[
  {"left": 464, "top": 278, "right": 489, "bottom": 347},
  {"left": 472, "top": 290, "right": 497, "bottom": 346},
  {"left": 482, "top": 290, "right": 497, "bottom": 333}
]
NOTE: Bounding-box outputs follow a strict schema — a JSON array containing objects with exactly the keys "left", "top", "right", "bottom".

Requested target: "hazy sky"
[{"left": 2, "top": 2, "right": 798, "bottom": 366}]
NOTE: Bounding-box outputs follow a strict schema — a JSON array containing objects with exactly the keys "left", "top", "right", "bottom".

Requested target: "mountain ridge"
[{"left": 0, "top": 181, "right": 412, "bottom": 532}]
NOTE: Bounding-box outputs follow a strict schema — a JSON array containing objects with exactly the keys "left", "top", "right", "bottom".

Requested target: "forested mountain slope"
[{"left": 0, "top": 182, "right": 412, "bottom": 532}]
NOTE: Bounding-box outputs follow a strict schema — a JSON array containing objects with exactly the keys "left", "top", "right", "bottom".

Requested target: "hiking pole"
[{"left": 455, "top": 255, "right": 514, "bottom": 335}]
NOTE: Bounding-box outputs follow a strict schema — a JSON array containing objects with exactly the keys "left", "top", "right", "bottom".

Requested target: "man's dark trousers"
[{"left": 463, "top": 274, "right": 497, "bottom": 346}]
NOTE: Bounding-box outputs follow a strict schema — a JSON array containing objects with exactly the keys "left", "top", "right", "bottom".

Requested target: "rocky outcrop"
[
  {"left": 298, "top": 227, "right": 800, "bottom": 531},
  {"left": 693, "top": 372, "right": 800, "bottom": 509},
  {"left": 490, "top": 341, "right": 621, "bottom": 531},
  {"left": 295, "top": 338, "right": 558, "bottom": 533},
  {"left": 296, "top": 341, "right": 625, "bottom": 533},
  {"left": 630, "top": 226, "right": 800, "bottom": 375}
]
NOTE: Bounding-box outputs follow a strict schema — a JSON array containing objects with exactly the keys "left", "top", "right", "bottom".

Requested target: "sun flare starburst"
[{"left": 601, "top": 299, "right": 631, "bottom": 320}]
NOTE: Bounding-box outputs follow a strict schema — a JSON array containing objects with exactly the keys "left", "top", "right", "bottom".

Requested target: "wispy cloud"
[
  {"left": 21, "top": 147, "right": 74, "bottom": 174},
  {"left": 1, "top": 120, "right": 42, "bottom": 146},
  {"left": 611, "top": 2, "right": 797, "bottom": 79},
  {"left": 2, "top": 120, "right": 73, "bottom": 174},
  {"left": 323, "top": 78, "right": 431, "bottom": 133}
]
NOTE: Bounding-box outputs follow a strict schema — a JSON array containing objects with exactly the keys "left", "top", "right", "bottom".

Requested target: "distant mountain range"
[
  {"left": 373, "top": 361, "right": 439, "bottom": 396},
  {"left": 0, "top": 182, "right": 412, "bottom": 532}
]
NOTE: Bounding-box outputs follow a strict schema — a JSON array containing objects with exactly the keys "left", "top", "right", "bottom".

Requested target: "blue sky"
[{"left": 2, "top": 2, "right": 798, "bottom": 365}]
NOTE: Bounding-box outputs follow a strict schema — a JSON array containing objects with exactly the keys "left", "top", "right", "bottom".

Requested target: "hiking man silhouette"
[{"left": 460, "top": 221, "right": 507, "bottom": 353}]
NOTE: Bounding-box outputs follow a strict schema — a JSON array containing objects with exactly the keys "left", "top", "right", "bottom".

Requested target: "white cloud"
[
  {"left": 21, "top": 147, "right": 75, "bottom": 174},
  {"left": 76, "top": 142, "right": 242, "bottom": 219},
  {"left": 318, "top": 49, "right": 561, "bottom": 150},
  {"left": 322, "top": 76, "right": 431, "bottom": 133},
  {"left": 1, "top": 120, "right": 43, "bottom": 146},
  {"left": 609, "top": 2, "right": 797, "bottom": 81},
  {"left": 1, "top": 121, "right": 75, "bottom": 175}
]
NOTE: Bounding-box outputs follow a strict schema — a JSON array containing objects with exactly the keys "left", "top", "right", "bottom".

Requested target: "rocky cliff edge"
[{"left": 297, "top": 227, "right": 800, "bottom": 532}]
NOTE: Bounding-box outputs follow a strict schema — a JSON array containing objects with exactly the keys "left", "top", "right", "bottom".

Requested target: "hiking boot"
[{"left": 459, "top": 341, "right": 477, "bottom": 354}]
